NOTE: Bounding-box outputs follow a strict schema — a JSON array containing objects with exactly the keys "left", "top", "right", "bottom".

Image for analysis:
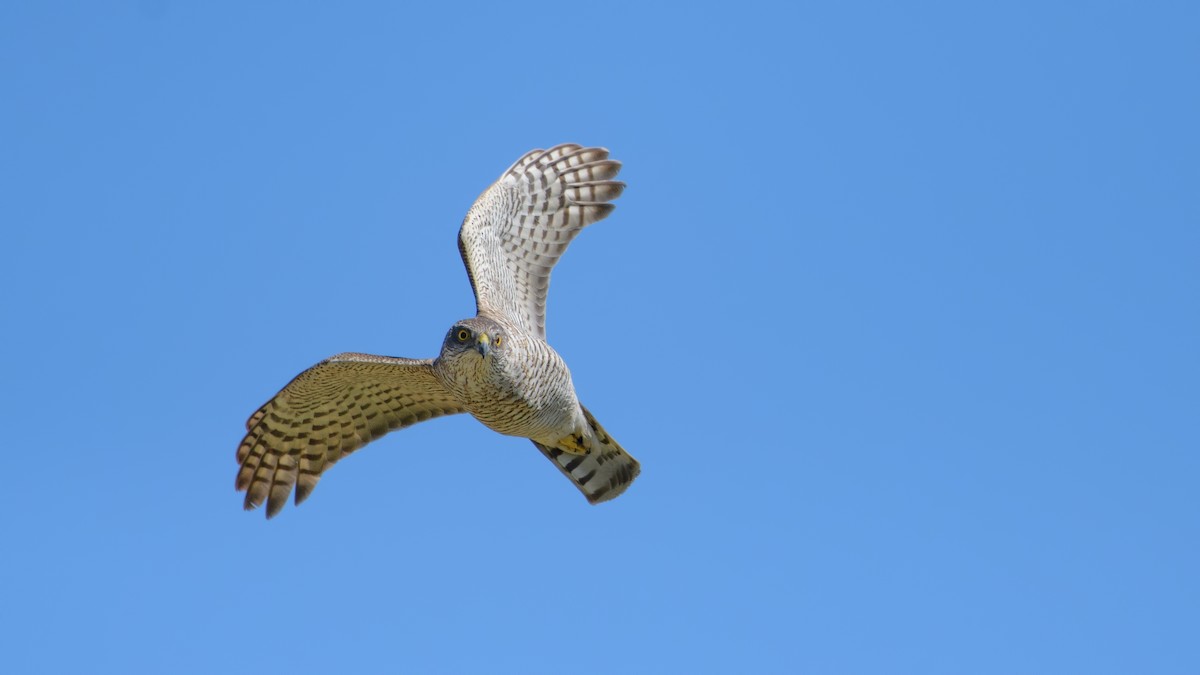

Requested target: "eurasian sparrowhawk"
[{"left": 235, "top": 144, "right": 640, "bottom": 517}]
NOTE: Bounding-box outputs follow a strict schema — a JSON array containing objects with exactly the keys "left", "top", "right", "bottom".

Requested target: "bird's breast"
[{"left": 454, "top": 345, "right": 579, "bottom": 443}]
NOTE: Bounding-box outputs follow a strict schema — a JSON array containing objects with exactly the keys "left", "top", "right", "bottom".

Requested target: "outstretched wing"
[
  {"left": 235, "top": 353, "right": 466, "bottom": 518},
  {"left": 458, "top": 144, "right": 624, "bottom": 339}
]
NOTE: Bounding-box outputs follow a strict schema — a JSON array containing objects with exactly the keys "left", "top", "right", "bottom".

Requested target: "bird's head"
[{"left": 441, "top": 316, "right": 507, "bottom": 362}]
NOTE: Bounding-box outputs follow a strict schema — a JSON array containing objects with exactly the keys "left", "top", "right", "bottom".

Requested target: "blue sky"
[{"left": 2, "top": 1, "right": 1197, "bottom": 673}]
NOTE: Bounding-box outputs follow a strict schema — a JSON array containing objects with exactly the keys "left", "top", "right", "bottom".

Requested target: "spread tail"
[{"left": 532, "top": 405, "right": 640, "bottom": 504}]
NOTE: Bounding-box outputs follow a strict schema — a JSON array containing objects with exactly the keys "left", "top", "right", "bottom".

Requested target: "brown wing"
[
  {"left": 235, "top": 353, "right": 466, "bottom": 518},
  {"left": 458, "top": 144, "right": 625, "bottom": 339}
]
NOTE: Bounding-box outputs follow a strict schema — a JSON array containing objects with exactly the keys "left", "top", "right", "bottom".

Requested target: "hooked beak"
[{"left": 475, "top": 332, "right": 491, "bottom": 358}]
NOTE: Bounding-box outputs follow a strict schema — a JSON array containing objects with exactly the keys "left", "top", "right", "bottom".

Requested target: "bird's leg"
[{"left": 555, "top": 431, "right": 592, "bottom": 456}]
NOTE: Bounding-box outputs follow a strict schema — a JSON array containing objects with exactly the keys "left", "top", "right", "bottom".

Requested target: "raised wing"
[
  {"left": 235, "top": 353, "right": 466, "bottom": 518},
  {"left": 458, "top": 144, "right": 624, "bottom": 339}
]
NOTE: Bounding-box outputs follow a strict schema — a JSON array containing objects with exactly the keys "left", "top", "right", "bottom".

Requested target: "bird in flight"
[{"left": 235, "top": 144, "right": 640, "bottom": 518}]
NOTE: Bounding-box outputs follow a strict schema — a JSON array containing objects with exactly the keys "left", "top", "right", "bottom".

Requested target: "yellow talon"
[{"left": 557, "top": 433, "right": 590, "bottom": 456}]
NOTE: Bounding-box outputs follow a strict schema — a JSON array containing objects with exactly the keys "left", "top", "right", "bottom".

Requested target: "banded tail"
[{"left": 533, "top": 405, "right": 640, "bottom": 503}]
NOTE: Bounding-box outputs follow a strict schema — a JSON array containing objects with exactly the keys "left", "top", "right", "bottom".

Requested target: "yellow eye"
[
  {"left": 494, "top": 335, "right": 503, "bottom": 346},
  {"left": 456, "top": 329, "right": 470, "bottom": 342}
]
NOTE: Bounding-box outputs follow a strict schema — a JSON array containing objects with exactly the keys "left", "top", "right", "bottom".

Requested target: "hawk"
[{"left": 235, "top": 144, "right": 640, "bottom": 517}]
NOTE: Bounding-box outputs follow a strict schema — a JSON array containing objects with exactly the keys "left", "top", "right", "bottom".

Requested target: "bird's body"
[
  {"left": 433, "top": 316, "right": 586, "bottom": 448},
  {"left": 235, "top": 144, "right": 639, "bottom": 517}
]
